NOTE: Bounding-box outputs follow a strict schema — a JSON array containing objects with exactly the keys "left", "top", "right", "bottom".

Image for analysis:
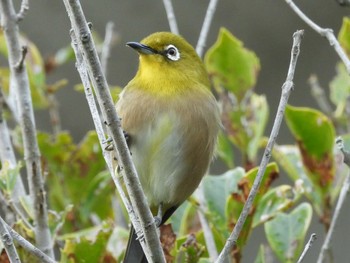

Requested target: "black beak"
[{"left": 126, "top": 42, "right": 158, "bottom": 55}]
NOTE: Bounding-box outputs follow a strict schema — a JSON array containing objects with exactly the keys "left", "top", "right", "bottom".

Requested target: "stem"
[
  {"left": 285, "top": 0, "right": 350, "bottom": 75},
  {"left": 297, "top": 233, "right": 317, "bottom": 263},
  {"left": 0, "top": 218, "right": 20, "bottom": 263},
  {"left": 215, "top": 30, "right": 304, "bottom": 263},
  {"left": 162, "top": 0, "right": 179, "bottom": 34},
  {"left": 196, "top": 0, "right": 219, "bottom": 58},
  {"left": 62, "top": 0, "right": 165, "bottom": 262},
  {"left": 100, "top": 21, "right": 115, "bottom": 79},
  {"left": 0, "top": 0, "right": 54, "bottom": 257}
]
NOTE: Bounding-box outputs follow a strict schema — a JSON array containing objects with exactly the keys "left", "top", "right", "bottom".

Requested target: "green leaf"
[
  {"left": 216, "top": 131, "right": 235, "bottom": 168},
  {"left": 205, "top": 27, "right": 260, "bottom": 101},
  {"left": 329, "top": 63, "right": 350, "bottom": 118},
  {"left": 0, "top": 161, "right": 22, "bottom": 194},
  {"left": 338, "top": 17, "right": 350, "bottom": 56},
  {"left": 272, "top": 145, "right": 324, "bottom": 216},
  {"left": 60, "top": 223, "right": 115, "bottom": 263},
  {"left": 285, "top": 105, "right": 335, "bottom": 191},
  {"left": 265, "top": 203, "right": 312, "bottom": 263},
  {"left": 252, "top": 185, "right": 301, "bottom": 228},
  {"left": 254, "top": 245, "right": 268, "bottom": 263}
]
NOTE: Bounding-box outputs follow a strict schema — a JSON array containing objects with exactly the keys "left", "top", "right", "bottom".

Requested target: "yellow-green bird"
[{"left": 117, "top": 32, "right": 221, "bottom": 263}]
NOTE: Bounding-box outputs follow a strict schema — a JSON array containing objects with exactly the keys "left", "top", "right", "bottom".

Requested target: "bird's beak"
[{"left": 126, "top": 42, "right": 158, "bottom": 55}]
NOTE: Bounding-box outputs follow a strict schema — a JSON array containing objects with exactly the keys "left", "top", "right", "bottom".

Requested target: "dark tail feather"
[{"left": 123, "top": 225, "right": 148, "bottom": 263}]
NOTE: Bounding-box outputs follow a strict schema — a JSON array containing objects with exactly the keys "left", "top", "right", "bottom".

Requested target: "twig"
[
  {"left": 317, "top": 137, "right": 350, "bottom": 263},
  {"left": 70, "top": 29, "right": 146, "bottom": 255},
  {"left": 100, "top": 21, "right": 115, "bottom": 79},
  {"left": 215, "top": 30, "right": 304, "bottom": 262},
  {"left": 1, "top": 219, "right": 57, "bottom": 263},
  {"left": 196, "top": 0, "right": 219, "bottom": 58},
  {"left": 285, "top": 0, "right": 350, "bottom": 74},
  {"left": 194, "top": 185, "right": 218, "bottom": 261},
  {"left": 0, "top": 218, "right": 20, "bottom": 263},
  {"left": 62, "top": 0, "right": 165, "bottom": 262},
  {"left": 15, "top": 0, "right": 28, "bottom": 22},
  {"left": 308, "top": 75, "right": 333, "bottom": 116},
  {"left": 0, "top": 88, "right": 26, "bottom": 201},
  {"left": 162, "top": 0, "right": 179, "bottom": 34},
  {"left": 297, "top": 233, "right": 317, "bottom": 263},
  {"left": 0, "top": 0, "right": 54, "bottom": 257},
  {"left": 14, "top": 45, "right": 27, "bottom": 71}
]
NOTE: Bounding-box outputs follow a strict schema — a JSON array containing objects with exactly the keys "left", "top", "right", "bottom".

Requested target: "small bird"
[{"left": 116, "top": 32, "right": 220, "bottom": 263}]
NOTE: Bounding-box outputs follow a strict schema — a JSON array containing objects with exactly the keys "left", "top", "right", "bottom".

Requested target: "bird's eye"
[{"left": 165, "top": 45, "right": 180, "bottom": 61}]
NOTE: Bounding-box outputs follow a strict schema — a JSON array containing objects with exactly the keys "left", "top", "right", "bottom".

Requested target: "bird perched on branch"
[{"left": 116, "top": 32, "right": 220, "bottom": 263}]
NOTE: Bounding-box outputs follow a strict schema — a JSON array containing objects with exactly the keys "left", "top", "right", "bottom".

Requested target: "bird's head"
[{"left": 126, "top": 32, "right": 209, "bottom": 94}]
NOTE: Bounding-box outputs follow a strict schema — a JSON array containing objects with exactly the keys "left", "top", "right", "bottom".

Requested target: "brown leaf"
[{"left": 160, "top": 224, "right": 176, "bottom": 263}]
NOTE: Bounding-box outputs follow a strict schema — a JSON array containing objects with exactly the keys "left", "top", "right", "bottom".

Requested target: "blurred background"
[{"left": 10, "top": 0, "right": 350, "bottom": 262}]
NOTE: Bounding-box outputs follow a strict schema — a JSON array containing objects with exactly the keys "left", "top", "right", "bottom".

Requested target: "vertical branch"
[
  {"left": 0, "top": 218, "right": 20, "bottom": 263},
  {"left": 162, "top": 0, "right": 179, "bottom": 34},
  {"left": 62, "top": 0, "right": 165, "bottom": 262},
  {"left": 196, "top": 0, "right": 219, "bottom": 58},
  {"left": 0, "top": 0, "right": 54, "bottom": 257},
  {"left": 15, "top": 0, "right": 28, "bottom": 22},
  {"left": 100, "top": 21, "right": 115, "bottom": 79},
  {"left": 216, "top": 30, "right": 304, "bottom": 263},
  {"left": 297, "top": 233, "right": 317, "bottom": 263}
]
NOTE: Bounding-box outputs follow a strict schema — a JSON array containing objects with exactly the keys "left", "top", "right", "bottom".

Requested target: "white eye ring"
[{"left": 165, "top": 45, "right": 180, "bottom": 61}]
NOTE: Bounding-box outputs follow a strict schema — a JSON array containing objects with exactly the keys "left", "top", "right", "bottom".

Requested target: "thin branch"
[
  {"left": 100, "top": 21, "right": 115, "bottom": 79},
  {"left": 297, "top": 233, "right": 317, "bottom": 263},
  {"left": 194, "top": 185, "right": 218, "bottom": 261},
  {"left": 308, "top": 75, "right": 333, "bottom": 116},
  {"left": 216, "top": 30, "right": 304, "bottom": 263},
  {"left": 196, "top": 0, "right": 219, "bottom": 58},
  {"left": 14, "top": 45, "right": 27, "bottom": 71},
  {"left": 0, "top": 218, "right": 20, "bottom": 263},
  {"left": 62, "top": 0, "right": 165, "bottom": 262},
  {"left": 0, "top": 0, "right": 54, "bottom": 257},
  {"left": 1, "top": 219, "right": 57, "bottom": 263},
  {"left": 285, "top": 0, "right": 350, "bottom": 74},
  {"left": 15, "top": 0, "right": 28, "bottom": 22},
  {"left": 162, "top": 0, "right": 179, "bottom": 34},
  {"left": 336, "top": 137, "right": 350, "bottom": 167}
]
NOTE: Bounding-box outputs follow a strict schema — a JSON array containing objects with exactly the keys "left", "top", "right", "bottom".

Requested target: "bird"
[{"left": 116, "top": 32, "right": 221, "bottom": 263}]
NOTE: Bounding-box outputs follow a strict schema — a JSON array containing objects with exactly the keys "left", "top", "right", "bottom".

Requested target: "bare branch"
[
  {"left": 216, "top": 30, "right": 304, "bottom": 262},
  {"left": 308, "top": 75, "right": 333, "bottom": 116},
  {"left": 1, "top": 219, "right": 57, "bottom": 263},
  {"left": 162, "top": 0, "right": 179, "bottom": 34},
  {"left": 14, "top": 45, "right": 27, "bottom": 71},
  {"left": 297, "top": 233, "right": 317, "bottom": 263},
  {"left": 62, "top": 0, "right": 165, "bottom": 262},
  {"left": 0, "top": 218, "right": 20, "bottom": 263},
  {"left": 0, "top": 0, "right": 54, "bottom": 257},
  {"left": 285, "top": 0, "right": 350, "bottom": 74},
  {"left": 196, "top": 0, "right": 219, "bottom": 58},
  {"left": 100, "top": 21, "right": 115, "bottom": 79},
  {"left": 15, "top": 0, "right": 28, "bottom": 22}
]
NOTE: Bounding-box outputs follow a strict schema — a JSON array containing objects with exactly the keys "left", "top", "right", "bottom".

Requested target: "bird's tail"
[{"left": 123, "top": 225, "right": 148, "bottom": 263}]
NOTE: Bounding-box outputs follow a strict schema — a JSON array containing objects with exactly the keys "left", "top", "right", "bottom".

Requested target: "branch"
[
  {"left": 0, "top": 0, "right": 54, "bottom": 257},
  {"left": 14, "top": 45, "right": 27, "bottom": 71},
  {"left": 0, "top": 218, "right": 57, "bottom": 263},
  {"left": 196, "top": 0, "right": 219, "bottom": 58},
  {"left": 285, "top": 0, "right": 350, "bottom": 74},
  {"left": 70, "top": 29, "right": 147, "bottom": 256},
  {"left": 162, "top": 0, "right": 179, "bottom": 34},
  {"left": 0, "top": 218, "right": 20, "bottom": 263},
  {"left": 308, "top": 75, "right": 333, "bottom": 116},
  {"left": 336, "top": 137, "right": 350, "bottom": 167},
  {"left": 62, "top": 0, "right": 165, "bottom": 262},
  {"left": 297, "top": 233, "right": 317, "bottom": 263},
  {"left": 215, "top": 30, "right": 304, "bottom": 262},
  {"left": 100, "top": 21, "right": 115, "bottom": 79},
  {"left": 15, "top": 0, "right": 28, "bottom": 22}
]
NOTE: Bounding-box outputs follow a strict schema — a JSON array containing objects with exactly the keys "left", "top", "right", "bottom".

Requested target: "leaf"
[
  {"left": 252, "top": 184, "right": 301, "bottom": 228},
  {"left": 216, "top": 131, "right": 235, "bottom": 168},
  {"left": 254, "top": 245, "right": 269, "bottom": 263},
  {"left": 60, "top": 223, "right": 115, "bottom": 263},
  {"left": 285, "top": 105, "right": 335, "bottom": 191},
  {"left": 265, "top": 203, "right": 312, "bottom": 263},
  {"left": 272, "top": 144, "right": 324, "bottom": 216},
  {"left": 329, "top": 63, "right": 350, "bottom": 118},
  {"left": 338, "top": 17, "right": 350, "bottom": 56},
  {"left": 205, "top": 27, "right": 260, "bottom": 101},
  {"left": 0, "top": 161, "right": 22, "bottom": 194}
]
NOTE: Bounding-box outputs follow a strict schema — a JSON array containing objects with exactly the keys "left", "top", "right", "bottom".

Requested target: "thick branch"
[
  {"left": 216, "top": 30, "right": 304, "bottom": 262},
  {"left": 285, "top": 0, "right": 350, "bottom": 74},
  {"left": 0, "top": 0, "right": 53, "bottom": 257},
  {"left": 62, "top": 0, "right": 165, "bottom": 262}
]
